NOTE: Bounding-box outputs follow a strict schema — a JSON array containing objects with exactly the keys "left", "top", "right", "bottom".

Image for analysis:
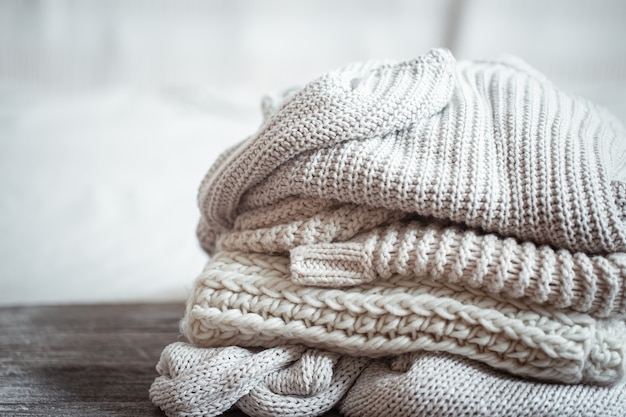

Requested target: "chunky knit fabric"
[
  {"left": 152, "top": 48, "right": 626, "bottom": 417},
  {"left": 212, "top": 196, "right": 626, "bottom": 318},
  {"left": 196, "top": 47, "right": 626, "bottom": 318},
  {"left": 151, "top": 342, "right": 368, "bottom": 417},
  {"left": 182, "top": 250, "right": 625, "bottom": 385},
  {"left": 198, "top": 48, "right": 626, "bottom": 256},
  {"left": 150, "top": 343, "right": 626, "bottom": 417}
]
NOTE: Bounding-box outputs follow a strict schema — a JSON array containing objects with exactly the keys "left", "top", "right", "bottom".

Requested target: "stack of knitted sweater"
[{"left": 150, "top": 48, "right": 626, "bottom": 417}]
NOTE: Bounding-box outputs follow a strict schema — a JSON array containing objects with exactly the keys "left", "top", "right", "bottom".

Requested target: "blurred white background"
[{"left": 1, "top": 0, "right": 625, "bottom": 306}]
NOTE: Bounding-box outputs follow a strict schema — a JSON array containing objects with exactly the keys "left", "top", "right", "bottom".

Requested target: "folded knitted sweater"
[
  {"left": 151, "top": 343, "right": 626, "bottom": 417},
  {"left": 198, "top": 48, "right": 626, "bottom": 256},
  {"left": 151, "top": 48, "right": 626, "bottom": 417},
  {"left": 182, "top": 250, "right": 625, "bottom": 385}
]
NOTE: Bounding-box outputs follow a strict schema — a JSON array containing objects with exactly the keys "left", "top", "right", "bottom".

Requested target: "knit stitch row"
[
  {"left": 153, "top": 48, "right": 626, "bottom": 417},
  {"left": 182, "top": 251, "right": 626, "bottom": 385},
  {"left": 199, "top": 49, "right": 626, "bottom": 255},
  {"left": 211, "top": 197, "right": 626, "bottom": 318}
]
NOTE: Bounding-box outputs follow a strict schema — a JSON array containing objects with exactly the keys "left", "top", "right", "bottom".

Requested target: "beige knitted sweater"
[
  {"left": 151, "top": 48, "right": 626, "bottom": 417},
  {"left": 183, "top": 250, "right": 625, "bottom": 385},
  {"left": 152, "top": 342, "right": 626, "bottom": 417}
]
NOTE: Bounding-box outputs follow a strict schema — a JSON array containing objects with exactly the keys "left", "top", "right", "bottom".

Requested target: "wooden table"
[
  {"left": 0, "top": 303, "right": 342, "bottom": 417},
  {"left": 0, "top": 304, "right": 181, "bottom": 416}
]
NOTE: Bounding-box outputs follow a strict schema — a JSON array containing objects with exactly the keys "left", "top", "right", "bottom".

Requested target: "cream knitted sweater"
[
  {"left": 198, "top": 48, "right": 626, "bottom": 256},
  {"left": 151, "top": 343, "right": 626, "bottom": 417},
  {"left": 151, "top": 48, "right": 626, "bottom": 417},
  {"left": 183, "top": 250, "right": 625, "bottom": 385}
]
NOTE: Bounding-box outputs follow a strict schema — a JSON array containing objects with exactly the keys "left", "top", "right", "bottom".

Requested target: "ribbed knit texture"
[
  {"left": 198, "top": 49, "right": 626, "bottom": 256},
  {"left": 152, "top": 48, "right": 626, "bottom": 417},
  {"left": 213, "top": 196, "right": 626, "bottom": 318},
  {"left": 198, "top": 49, "right": 456, "bottom": 236}
]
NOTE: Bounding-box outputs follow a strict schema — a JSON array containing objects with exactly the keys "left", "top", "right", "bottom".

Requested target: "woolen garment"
[
  {"left": 151, "top": 48, "right": 626, "bottom": 417},
  {"left": 197, "top": 47, "right": 626, "bottom": 318},
  {"left": 150, "top": 343, "right": 626, "bottom": 417},
  {"left": 198, "top": 48, "right": 626, "bottom": 256},
  {"left": 150, "top": 342, "right": 368, "bottom": 417},
  {"left": 182, "top": 250, "right": 626, "bottom": 386},
  {"left": 211, "top": 196, "right": 626, "bottom": 318},
  {"left": 340, "top": 350, "right": 626, "bottom": 417}
]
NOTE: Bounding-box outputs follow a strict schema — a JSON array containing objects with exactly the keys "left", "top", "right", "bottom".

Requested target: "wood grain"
[
  {"left": 0, "top": 303, "right": 343, "bottom": 417},
  {"left": 0, "top": 303, "right": 184, "bottom": 416}
]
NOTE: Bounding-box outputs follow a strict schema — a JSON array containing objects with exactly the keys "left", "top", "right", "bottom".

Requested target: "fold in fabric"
[
  {"left": 198, "top": 48, "right": 456, "bottom": 235},
  {"left": 153, "top": 48, "right": 626, "bottom": 417},
  {"left": 150, "top": 342, "right": 369, "bottom": 417},
  {"left": 150, "top": 343, "right": 626, "bottom": 417},
  {"left": 199, "top": 48, "right": 626, "bottom": 256},
  {"left": 340, "top": 350, "right": 626, "bottom": 417}
]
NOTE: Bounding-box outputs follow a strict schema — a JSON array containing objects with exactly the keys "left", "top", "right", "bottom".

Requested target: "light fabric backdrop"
[{"left": 1, "top": 0, "right": 625, "bottom": 305}]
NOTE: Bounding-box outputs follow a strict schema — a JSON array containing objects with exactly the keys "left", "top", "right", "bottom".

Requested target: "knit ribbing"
[
  {"left": 198, "top": 49, "right": 626, "bottom": 255},
  {"left": 198, "top": 48, "right": 455, "bottom": 231},
  {"left": 290, "top": 219, "right": 626, "bottom": 318},
  {"left": 212, "top": 197, "right": 626, "bottom": 318},
  {"left": 152, "top": 49, "right": 626, "bottom": 417},
  {"left": 182, "top": 251, "right": 626, "bottom": 385}
]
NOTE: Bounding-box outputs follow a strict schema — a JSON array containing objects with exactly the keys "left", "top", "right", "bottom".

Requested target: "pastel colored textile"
[
  {"left": 150, "top": 342, "right": 368, "bottom": 417},
  {"left": 213, "top": 197, "right": 626, "bottom": 318},
  {"left": 198, "top": 48, "right": 626, "bottom": 256},
  {"left": 197, "top": 47, "right": 626, "bottom": 318}
]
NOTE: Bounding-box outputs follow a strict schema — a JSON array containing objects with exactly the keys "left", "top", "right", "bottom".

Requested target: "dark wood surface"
[
  {"left": 0, "top": 303, "right": 343, "bottom": 417},
  {"left": 0, "top": 303, "right": 183, "bottom": 417},
  {"left": 0, "top": 303, "right": 255, "bottom": 417}
]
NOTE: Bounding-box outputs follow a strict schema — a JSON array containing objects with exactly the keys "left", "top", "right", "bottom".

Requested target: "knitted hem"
[{"left": 211, "top": 196, "right": 626, "bottom": 318}]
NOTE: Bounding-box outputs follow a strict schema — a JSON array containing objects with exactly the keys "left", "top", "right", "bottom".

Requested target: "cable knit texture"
[
  {"left": 151, "top": 342, "right": 369, "bottom": 417},
  {"left": 182, "top": 250, "right": 626, "bottom": 386},
  {"left": 152, "top": 48, "right": 626, "bottom": 417}
]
